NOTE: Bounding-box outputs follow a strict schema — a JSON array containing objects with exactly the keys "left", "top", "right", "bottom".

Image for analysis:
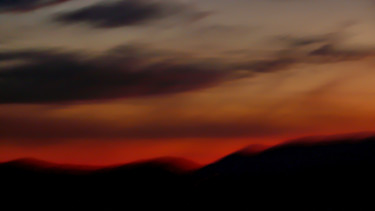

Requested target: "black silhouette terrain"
[{"left": 3, "top": 135, "right": 375, "bottom": 209}]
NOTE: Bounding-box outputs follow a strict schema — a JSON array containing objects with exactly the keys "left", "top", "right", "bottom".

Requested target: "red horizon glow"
[
  {"left": 1, "top": 131, "right": 373, "bottom": 166},
  {"left": 0, "top": 137, "right": 280, "bottom": 166}
]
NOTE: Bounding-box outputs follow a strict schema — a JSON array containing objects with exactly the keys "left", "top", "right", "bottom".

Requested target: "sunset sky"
[{"left": 1, "top": 0, "right": 375, "bottom": 165}]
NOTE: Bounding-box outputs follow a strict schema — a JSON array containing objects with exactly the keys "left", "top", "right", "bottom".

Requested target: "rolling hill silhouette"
[{"left": 2, "top": 134, "right": 375, "bottom": 209}]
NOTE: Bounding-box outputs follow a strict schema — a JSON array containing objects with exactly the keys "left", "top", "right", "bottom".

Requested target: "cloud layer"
[
  {"left": 0, "top": 0, "right": 71, "bottom": 12},
  {"left": 0, "top": 45, "right": 225, "bottom": 103},
  {"left": 1, "top": 30, "right": 374, "bottom": 104},
  {"left": 55, "top": 0, "right": 210, "bottom": 28}
]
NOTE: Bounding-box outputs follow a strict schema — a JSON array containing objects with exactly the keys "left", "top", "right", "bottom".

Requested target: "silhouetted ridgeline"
[{"left": 2, "top": 135, "right": 375, "bottom": 209}]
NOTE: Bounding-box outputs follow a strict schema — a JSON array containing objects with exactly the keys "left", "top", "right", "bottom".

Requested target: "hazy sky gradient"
[{"left": 1, "top": 0, "right": 375, "bottom": 164}]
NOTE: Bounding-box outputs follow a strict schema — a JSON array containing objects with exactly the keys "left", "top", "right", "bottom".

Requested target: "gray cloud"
[
  {"left": 0, "top": 0, "right": 72, "bottom": 13},
  {"left": 54, "top": 0, "right": 210, "bottom": 28},
  {"left": 0, "top": 45, "right": 226, "bottom": 104},
  {"left": 308, "top": 44, "right": 372, "bottom": 62},
  {"left": 233, "top": 31, "right": 375, "bottom": 75},
  {"left": 275, "top": 35, "right": 330, "bottom": 48}
]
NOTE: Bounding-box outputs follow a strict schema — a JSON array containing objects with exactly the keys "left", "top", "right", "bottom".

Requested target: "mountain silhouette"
[
  {"left": 195, "top": 136, "right": 375, "bottom": 179},
  {"left": 2, "top": 135, "right": 375, "bottom": 209}
]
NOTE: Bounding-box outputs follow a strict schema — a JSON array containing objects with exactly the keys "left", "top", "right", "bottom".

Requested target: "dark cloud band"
[
  {"left": 0, "top": 46, "right": 226, "bottom": 104},
  {"left": 0, "top": 0, "right": 71, "bottom": 13},
  {"left": 54, "top": 0, "right": 210, "bottom": 28}
]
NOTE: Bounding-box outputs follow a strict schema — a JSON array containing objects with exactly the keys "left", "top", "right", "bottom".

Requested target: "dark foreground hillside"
[{"left": 2, "top": 135, "right": 375, "bottom": 209}]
